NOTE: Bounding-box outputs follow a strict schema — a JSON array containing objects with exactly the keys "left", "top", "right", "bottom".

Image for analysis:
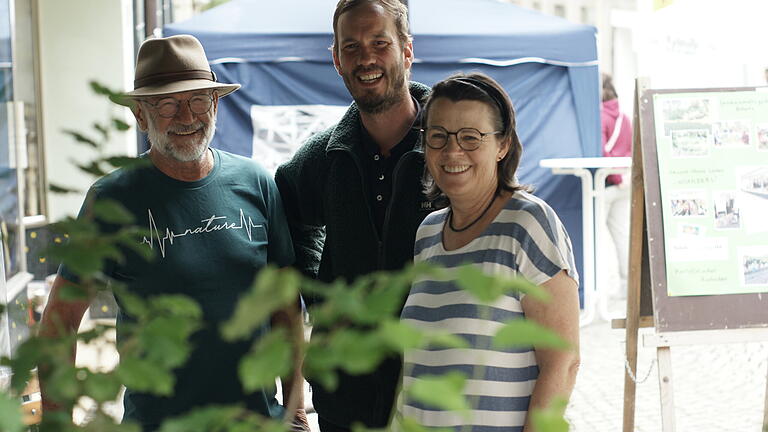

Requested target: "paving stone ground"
[{"left": 568, "top": 306, "right": 768, "bottom": 432}]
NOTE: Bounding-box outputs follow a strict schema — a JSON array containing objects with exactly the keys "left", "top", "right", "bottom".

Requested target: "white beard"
[{"left": 148, "top": 117, "right": 216, "bottom": 162}]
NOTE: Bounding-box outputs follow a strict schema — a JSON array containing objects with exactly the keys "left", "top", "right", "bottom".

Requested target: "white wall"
[
  {"left": 36, "top": 0, "right": 136, "bottom": 221},
  {"left": 633, "top": 0, "right": 768, "bottom": 90}
]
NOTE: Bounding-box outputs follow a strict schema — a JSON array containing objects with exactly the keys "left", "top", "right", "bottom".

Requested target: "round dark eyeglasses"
[
  {"left": 421, "top": 126, "right": 501, "bottom": 151},
  {"left": 141, "top": 94, "right": 214, "bottom": 118}
]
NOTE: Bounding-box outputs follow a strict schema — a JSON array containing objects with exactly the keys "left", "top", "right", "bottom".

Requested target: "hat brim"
[{"left": 117, "top": 79, "right": 241, "bottom": 106}]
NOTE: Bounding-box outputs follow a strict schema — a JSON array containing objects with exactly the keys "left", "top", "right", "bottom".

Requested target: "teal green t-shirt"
[{"left": 60, "top": 149, "right": 294, "bottom": 428}]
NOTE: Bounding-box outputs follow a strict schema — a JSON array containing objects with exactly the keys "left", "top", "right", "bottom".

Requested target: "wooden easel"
[
  {"left": 615, "top": 77, "right": 654, "bottom": 432},
  {"left": 617, "top": 79, "right": 768, "bottom": 432}
]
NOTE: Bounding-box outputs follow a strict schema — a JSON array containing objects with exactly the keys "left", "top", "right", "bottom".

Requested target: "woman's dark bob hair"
[{"left": 421, "top": 72, "right": 527, "bottom": 203}]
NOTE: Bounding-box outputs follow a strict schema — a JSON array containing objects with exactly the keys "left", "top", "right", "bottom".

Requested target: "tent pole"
[{"left": 145, "top": 0, "right": 158, "bottom": 38}]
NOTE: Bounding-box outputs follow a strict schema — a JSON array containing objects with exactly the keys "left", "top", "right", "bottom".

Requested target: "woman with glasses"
[{"left": 399, "top": 73, "right": 580, "bottom": 431}]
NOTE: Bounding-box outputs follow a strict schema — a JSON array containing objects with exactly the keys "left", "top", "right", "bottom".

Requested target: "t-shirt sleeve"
[
  {"left": 57, "top": 185, "right": 118, "bottom": 283},
  {"left": 514, "top": 199, "right": 579, "bottom": 288},
  {"left": 264, "top": 174, "right": 296, "bottom": 268}
]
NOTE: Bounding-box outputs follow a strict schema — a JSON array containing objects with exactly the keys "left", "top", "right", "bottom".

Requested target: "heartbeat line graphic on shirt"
[{"left": 140, "top": 209, "right": 263, "bottom": 258}]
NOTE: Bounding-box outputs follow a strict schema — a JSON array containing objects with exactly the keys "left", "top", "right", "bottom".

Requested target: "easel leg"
[
  {"left": 657, "top": 346, "right": 675, "bottom": 432},
  {"left": 763, "top": 355, "right": 768, "bottom": 431},
  {"left": 622, "top": 322, "right": 639, "bottom": 432}
]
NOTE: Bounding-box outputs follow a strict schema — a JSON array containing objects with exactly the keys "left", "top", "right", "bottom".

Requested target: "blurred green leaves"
[
  {"left": 238, "top": 329, "right": 291, "bottom": 392},
  {"left": 0, "top": 392, "right": 25, "bottom": 432},
  {"left": 0, "top": 81, "right": 572, "bottom": 432},
  {"left": 455, "top": 264, "right": 548, "bottom": 303},
  {"left": 157, "top": 405, "right": 287, "bottom": 432},
  {"left": 407, "top": 372, "right": 469, "bottom": 413},
  {"left": 531, "top": 398, "right": 570, "bottom": 432},
  {"left": 221, "top": 267, "right": 299, "bottom": 342},
  {"left": 494, "top": 318, "right": 570, "bottom": 350}
]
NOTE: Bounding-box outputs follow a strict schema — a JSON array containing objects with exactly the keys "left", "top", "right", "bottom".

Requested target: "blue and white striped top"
[{"left": 399, "top": 191, "right": 578, "bottom": 431}]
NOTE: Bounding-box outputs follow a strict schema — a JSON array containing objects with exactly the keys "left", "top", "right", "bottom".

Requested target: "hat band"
[{"left": 134, "top": 70, "right": 216, "bottom": 89}]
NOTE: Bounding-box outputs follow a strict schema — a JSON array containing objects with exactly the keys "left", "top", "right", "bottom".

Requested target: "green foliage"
[
  {"left": 0, "top": 81, "right": 572, "bottom": 432},
  {"left": 92, "top": 199, "right": 134, "bottom": 225},
  {"left": 64, "top": 130, "right": 98, "bottom": 148},
  {"left": 455, "top": 264, "right": 549, "bottom": 303},
  {"left": 531, "top": 397, "right": 570, "bottom": 432},
  {"left": 80, "top": 414, "right": 141, "bottom": 432},
  {"left": 238, "top": 329, "right": 291, "bottom": 392},
  {"left": 157, "top": 405, "right": 286, "bottom": 432},
  {"left": 392, "top": 417, "right": 451, "bottom": 432},
  {"left": 0, "top": 391, "right": 25, "bottom": 432},
  {"left": 114, "top": 357, "right": 174, "bottom": 396},
  {"left": 221, "top": 267, "right": 299, "bottom": 342},
  {"left": 376, "top": 320, "right": 424, "bottom": 352},
  {"left": 407, "top": 372, "right": 469, "bottom": 413},
  {"left": 493, "top": 318, "right": 570, "bottom": 350},
  {"left": 82, "top": 371, "right": 122, "bottom": 403},
  {"left": 104, "top": 156, "right": 150, "bottom": 170},
  {"left": 49, "top": 183, "right": 80, "bottom": 194},
  {"left": 113, "top": 293, "right": 202, "bottom": 395}
]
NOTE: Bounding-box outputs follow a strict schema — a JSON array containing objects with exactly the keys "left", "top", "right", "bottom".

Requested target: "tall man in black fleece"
[{"left": 274, "top": 0, "right": 433, "bottom": 430}]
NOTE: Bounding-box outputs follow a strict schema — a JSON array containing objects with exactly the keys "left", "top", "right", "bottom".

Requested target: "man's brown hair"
[{"left": 332, "top": 0, "right": 412, "bottom": 55}]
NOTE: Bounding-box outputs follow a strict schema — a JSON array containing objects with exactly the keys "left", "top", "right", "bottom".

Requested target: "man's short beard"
[
  {"left": 347, "top": 61, "right": 409, "bottom": 115},
  {"left": 355, "top": 87, "right": 406, "bottom": 114},
  {"left": 148, "top": 117, "right": 216, "bottom": 162}
]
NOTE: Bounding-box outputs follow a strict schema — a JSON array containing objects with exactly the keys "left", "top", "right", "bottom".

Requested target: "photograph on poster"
[
  {"left": 738, "top": 167, "right": 768, "bottom": 234},
  {"left": 713, "top": 120, "right": 751, "bottom": 147},
  {"left": 679, "top": 223, "right": 704, "bottom": 236},
  {"left": 740, "top": 247, "right": 768, "bottom": 286},
  {"left": 756, "top": 124, "right": 768, "bottom": 150},
  {"left": 662, "top": 98, "right": 712, "bottom": 122},
  {"left": 741, "top": 167, "right": 768, "bottom": 197},
  {"left": 670, "top": 191, "right": 708, "bottom": 216},
  {"left": 712, "top": 191, "right": 741, "bottom": 229},
  {"left": 671, "top": 129, "right": 710, "bottom": 157}
]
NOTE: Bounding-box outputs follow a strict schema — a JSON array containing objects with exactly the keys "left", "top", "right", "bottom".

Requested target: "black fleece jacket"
[{"left": 274, "top": 82, "right": 433, "bottom": 428}]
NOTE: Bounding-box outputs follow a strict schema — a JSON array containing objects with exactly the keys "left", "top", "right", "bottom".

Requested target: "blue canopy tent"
[{"left": 165, "top": 0, "right": 600, "bottom": 303}]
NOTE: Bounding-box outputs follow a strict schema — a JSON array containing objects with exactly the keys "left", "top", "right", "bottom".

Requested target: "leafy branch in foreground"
[{"left": 0, "top": 80, "right": 573, "bottom": 432}]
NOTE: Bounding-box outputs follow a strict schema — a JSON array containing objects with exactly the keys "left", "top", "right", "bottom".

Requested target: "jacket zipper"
[
  {"left": 327, "top": 146, "right": 383, "bottom": 247},
  {"left": 327, "top": 147, "right": 422, "bottom": 270},
  {"left": 380, "top": 150, "right": 420, "bottom": 269}
]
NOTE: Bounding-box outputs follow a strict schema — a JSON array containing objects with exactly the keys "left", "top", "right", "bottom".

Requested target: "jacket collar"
[{"left": 326, "top": 81, "right": 431, "bottom": 153}]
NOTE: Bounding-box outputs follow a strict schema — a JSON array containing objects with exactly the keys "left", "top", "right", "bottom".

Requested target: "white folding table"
[{"left": 539, "top": 157, "right": 632, "bottom": 326}]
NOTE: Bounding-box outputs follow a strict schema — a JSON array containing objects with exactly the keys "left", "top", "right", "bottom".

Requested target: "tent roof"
[{"left": 165, "top": 0, "right": 597, "bottom": 64}]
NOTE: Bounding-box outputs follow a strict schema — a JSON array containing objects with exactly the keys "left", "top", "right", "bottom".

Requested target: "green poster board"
[
  {"left": 651, "top": 89, "right": 768, "bottom": 296},
  {"left": 640, "top": 86, "right": 768, "bottom": 332}
]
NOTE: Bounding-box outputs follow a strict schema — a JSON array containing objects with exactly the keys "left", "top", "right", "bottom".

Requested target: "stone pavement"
[{"left": 567, "top": 305, "right": 768, "bottom": 431}]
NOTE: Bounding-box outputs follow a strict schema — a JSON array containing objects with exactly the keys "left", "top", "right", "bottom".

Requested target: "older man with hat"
[{"left": 39, "top": 35, "right": 308, "bottom": 431}]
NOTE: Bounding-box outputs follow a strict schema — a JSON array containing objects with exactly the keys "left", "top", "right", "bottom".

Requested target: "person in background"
[
  {"left": 400, "top": 72, "right": 580, "bottom": 431},
  {"left": 600, "top": 73, "right": 632, "bottom": 298}
]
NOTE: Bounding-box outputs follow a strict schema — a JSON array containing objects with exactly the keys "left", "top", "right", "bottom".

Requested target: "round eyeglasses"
[
  {"left": 421, "top": 126, "right": 501, "bottom": 151},
  {"left": 141, "top": 94, "right": 214, "bottom": 118}
]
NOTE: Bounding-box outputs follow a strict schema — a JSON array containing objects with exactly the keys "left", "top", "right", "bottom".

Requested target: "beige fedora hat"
[{"left": 124, "top": 34, "right": 240, "bottom": 98}]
